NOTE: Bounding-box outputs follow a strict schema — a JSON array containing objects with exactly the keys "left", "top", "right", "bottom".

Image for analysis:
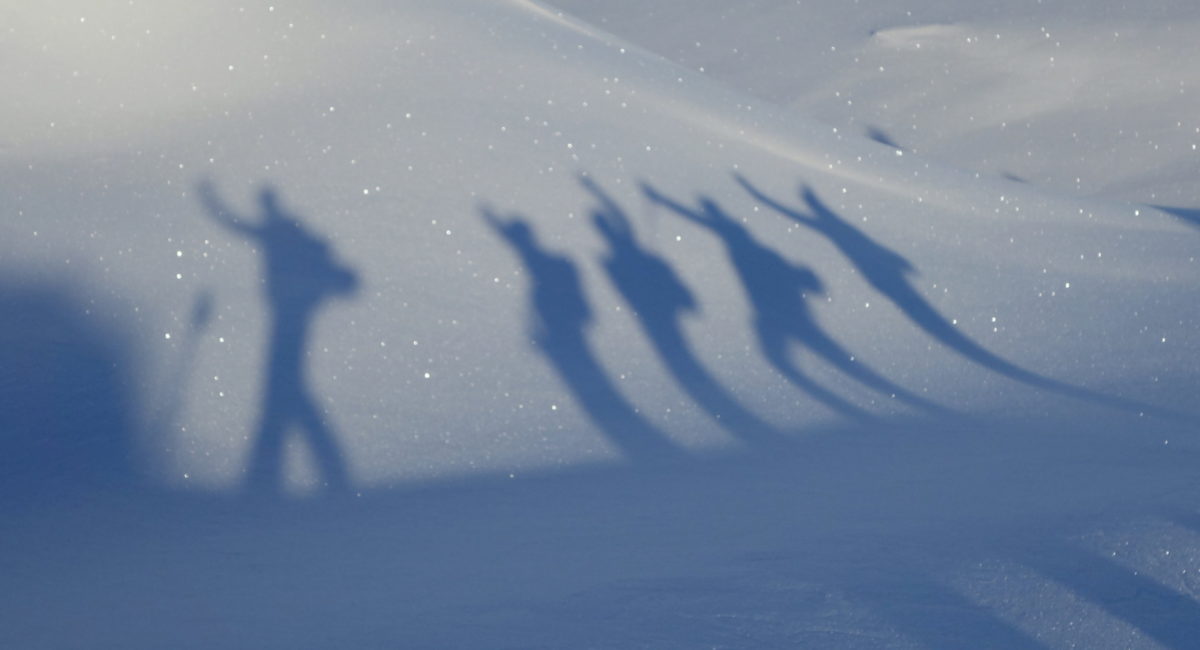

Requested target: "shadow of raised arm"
[
  {"left": 197, "top": 180, "right": 259, "bottom": 237},
  {"left": 581, "top": 176, "right": 632, "bottom": 241},
  {"left": 640, "top": 182, "right": 713, "bottom": 228},
  {"left": 480, "top": 205, "right": 523, "bottom": 239},
  {"left": 734, "top": 174, "right": 814, "bottom": 227},
  {"left": 584, "top": 176, "right": 648, "bottom": 256},
  {"left": 799, "top": 186, "right": 914, "bottom": 275}
]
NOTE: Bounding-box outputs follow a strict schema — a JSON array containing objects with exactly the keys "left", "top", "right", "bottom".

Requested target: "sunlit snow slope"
[
  {"left": 2, "top": 1, "right": 1200, "bottom": 648},
  {"left": 551, "top": 0, "right": 1200, "bottom": 205},
  {"left": 3, "top": 0, "right": 1195, "bottom": 490}
]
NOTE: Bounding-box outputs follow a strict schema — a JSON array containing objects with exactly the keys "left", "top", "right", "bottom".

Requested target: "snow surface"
[{"left": 2, "top": 1, "right": 1199, "bottom": 647}]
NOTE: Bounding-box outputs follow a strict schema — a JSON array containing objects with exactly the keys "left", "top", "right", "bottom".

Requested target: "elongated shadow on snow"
[
  {"left": 642, "top": 183, "right": 949, "bottom": 421},
  {"left": 1153, "top": 205, "right": 1200, "bottom": 231},
  {"left": 582, "top": 176, "right": 789, "bottom": 448},
  {"left": 7, "top": 192, "right": 1199, "bottom": 649},
  {"left": 482, "top": 207, "right": 683, "bottom": 463},
  {"left": 5, "top": 273, "right": 1195, "bottom": 647},
  {"left": 0, "top": 278, "right": 142, "bottom": 501},
  {"left": 1022, "top": 544, "right": 1200, "bottom": 649},
  {"left": 198, "top": 181, "right": 357, "bottom": 494},
  {"left": 739, "top": 176, "right": 1180, "bottom": 418},
  {"left": 851, "top": 570, "right": 1047, "bottom": 650},
  {"left": 865, "top": 125, "right": 904, "bottom": 151}
]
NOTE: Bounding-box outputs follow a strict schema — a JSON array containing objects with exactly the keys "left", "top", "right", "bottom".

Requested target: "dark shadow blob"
[
  {"left": 482, "top": 206, "right": 683, "bottom": 463},
  {"left": 642, "top": 183, "right": 949, "bottom": 420},
  {"left": 1001, "top": 172, "right": 1030, "bottom": 184},
  {"left": 1152, "top": 205, "right": 1200, "bottom": 231},
  {"left": 583, "top": 177, "right": 788, "bottom": 448},
  {"left": 865, "top": 125, "right": 903, "bottom": 151},
  {"left": 739, "top": 175, "right": 1179, "bottom": 418},
  {"left": 0, "top": 279, "right": 140, "bottom": 500},
  {"left": 198, "top": 181, "right": 357, "bottom": 494}
]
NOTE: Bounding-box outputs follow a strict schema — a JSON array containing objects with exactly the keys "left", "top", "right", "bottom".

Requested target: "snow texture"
[{"left": 2, "top": 1, "right": 1199, "bottom": 647}]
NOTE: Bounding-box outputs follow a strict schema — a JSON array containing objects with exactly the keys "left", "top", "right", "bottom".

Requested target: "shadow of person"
[
  {"left": 738, "top": 175, "right": 1176, "bottom": 417},
  {"left": 198, "top": 181, "right": 357, "bottom": 495},
  {"left": 481, "top": 206, "right": 683, "bottom": 463},
  {"left": 642, "top": 183, "right": 950, "bottom": 421},
  {"left": 582, "top": 176, "right": 789, "bottom": 448}
]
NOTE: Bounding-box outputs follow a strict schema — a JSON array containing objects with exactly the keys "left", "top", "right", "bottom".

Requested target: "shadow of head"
[
  {"left": 696, "top": 198, "right": 754, "bottom": 239},
  {"left": 480, "top": 206, "right": 536, "bottom": 247},
  {"left": 0, "top": 278, "right": 142, "bottom": 498},
  {"left": 591, "top": 210, "right": 630, "bottom": 247},
  {"left": 259, "top": 187, "right": 282, "bottom": 216},
  {"left": 258, "top": 189, "right": 359, "bottom": 303}
]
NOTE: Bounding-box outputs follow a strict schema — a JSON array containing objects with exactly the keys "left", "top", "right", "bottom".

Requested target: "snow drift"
[{"left": 2, "top": 1, "right": 1199, "bottom": 647}]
